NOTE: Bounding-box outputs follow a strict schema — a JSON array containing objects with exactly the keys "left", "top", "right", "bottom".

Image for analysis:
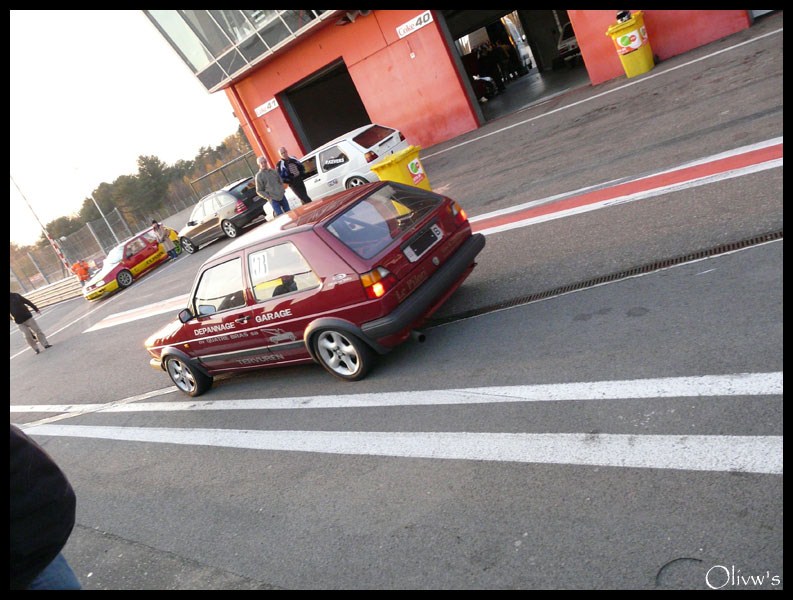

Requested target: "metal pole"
[
  {"left": 10, "top": 174, "right": 73, "bottom": 273},
  {"left": 91, "top": 195, "right": 121, "bottom": 245}
]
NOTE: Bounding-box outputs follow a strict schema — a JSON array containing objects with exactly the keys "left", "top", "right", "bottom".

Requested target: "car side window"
[
  {"left": 190, "top": 202, "right": 205, "bottom": 223},
  {"left": 125, "top": 237, "right": 146, "bottom": 258},
  {"left": 248, "top": 242, "right": 320, "bottom": 302},
  {"left": 203, "top": 197, "right": 218, "bottom": 215},
  {"left": 192, "top": 257, "right": 246, "bottom": 316},
  {"left": 318, "top": 146, "right": 349, "bottom": 173},
  {"left": 214, "top": 193, "right": 233, "bottom": 210},
  {"left": 302, "top": 156, "right": 318, "bottom": 178}
]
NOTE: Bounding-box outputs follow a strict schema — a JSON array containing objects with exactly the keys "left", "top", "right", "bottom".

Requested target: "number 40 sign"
[{"left": 396, "top": 10, "right": 433, "bottom": 39}]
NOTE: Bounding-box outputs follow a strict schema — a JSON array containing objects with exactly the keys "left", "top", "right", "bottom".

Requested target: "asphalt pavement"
[{"left": 34, "top": 11, "right": 783, "bottom": 590}]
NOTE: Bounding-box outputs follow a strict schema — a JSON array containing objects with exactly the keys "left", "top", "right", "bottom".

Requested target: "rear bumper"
[{"left": 361, "top": 232, "right": 485, "bottom": 342}]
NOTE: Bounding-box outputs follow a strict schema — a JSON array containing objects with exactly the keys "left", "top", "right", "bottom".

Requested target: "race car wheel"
[
  {"left": 312, "top": 328, "right": 373, "bottom": 381},
  {"left": 165, "top": 356, "right": 213, "bottom": 397},
  {"left": 116, "top": 270, "right": 134, "bottom": 288},
  {"left": 346, "top": 176, "right": 369, "bottom": 188}
]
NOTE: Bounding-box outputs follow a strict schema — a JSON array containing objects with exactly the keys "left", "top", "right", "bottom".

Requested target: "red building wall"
[
  {"left": 225, "top": 9, "right": 754, "bottom": 161},
  {"left": 225, "top": 10, "right": 478, "bottom": 164},
  {"left": 569, "top": 10, "right": 751, "bottom": 85}
]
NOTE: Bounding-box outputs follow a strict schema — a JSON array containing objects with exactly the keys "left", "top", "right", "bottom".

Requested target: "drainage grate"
[{"left": 426, "top": 230, "right": 783, "bottom": 328}]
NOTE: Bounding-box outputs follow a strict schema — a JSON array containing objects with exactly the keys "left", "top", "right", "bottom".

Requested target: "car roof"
[{"left": 305, "top": 124, "right": 392, "bottom": 157}]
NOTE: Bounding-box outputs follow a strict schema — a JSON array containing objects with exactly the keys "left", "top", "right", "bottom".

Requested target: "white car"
[{"left": 284, "top": 124, "right": 409, "bottom": 205}]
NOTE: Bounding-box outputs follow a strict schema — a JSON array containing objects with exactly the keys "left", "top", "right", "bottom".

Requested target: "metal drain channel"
[{"left": 426, "top": 230, "right": 783, "bottom": 328}]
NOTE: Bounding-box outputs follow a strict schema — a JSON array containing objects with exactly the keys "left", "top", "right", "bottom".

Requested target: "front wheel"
[
  {"left": 116, "top": 269, "right": 133, "bottom": 288},
  {"left": 221, "top": 220, "right": 239, "bottom": 238},
  {"left": 312, "top": 329, "right": 374, "bottom": 381},
  {"left": 165, "top": 356, "right": 213, "bottom": 397},
  {"left": 180, "top": 237, "right": 196, "bottom": 254},
  {"left": 345, "top": 176, "right": 369, "bottom": 188}
]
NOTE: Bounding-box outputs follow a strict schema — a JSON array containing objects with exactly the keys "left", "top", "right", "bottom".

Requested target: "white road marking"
[
  {"left": 21, "top": 425, "right": 783, "bottom": 475},
  {"left": 474, "top": 160, "right": 782, "bottom": 236},
  {"left": 11, "top": 372, "right": 782, "bottom": 414},
  {"left": 13, "top": 373, "right": 783, "bottom": 475}
]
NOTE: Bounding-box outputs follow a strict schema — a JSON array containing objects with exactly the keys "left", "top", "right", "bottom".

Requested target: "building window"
[{"left": 146, "top": 9, "right": 213, "bottom": 73}]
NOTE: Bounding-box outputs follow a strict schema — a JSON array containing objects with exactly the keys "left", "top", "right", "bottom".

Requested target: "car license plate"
[{"left": 403, "top": 223, "right": 442, "bottom": 262}]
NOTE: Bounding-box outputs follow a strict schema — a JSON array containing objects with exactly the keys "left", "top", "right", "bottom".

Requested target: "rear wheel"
[
  {"left": 312, "top": 329, "right": 374, "bottom": 381},
  {"left": 165, "top": 356, "right": 213, "bottom": 397},
  {"left": 221, "top": 220, "right": 239, "bottom": 238},
  {"left": 346, "top": 176, "right": 369, "bottom": 188},
  {"left": 116, "top": 270, "right": 133, "bottom": 288},
  {"left": 180, "top": 237, "right": 196, "bottom": 254}
]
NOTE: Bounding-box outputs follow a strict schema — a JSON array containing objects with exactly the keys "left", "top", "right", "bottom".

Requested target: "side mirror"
[{"left": 178, "top": 308, "right": 194, "bottom": 323}]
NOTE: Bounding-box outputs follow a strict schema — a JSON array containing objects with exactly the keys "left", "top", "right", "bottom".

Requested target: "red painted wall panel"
[
  {"left": 570, "top": 10, "right": 750, "bottom": 85},
  {"left": 228, "top": 10, "right": 754, "bottom": 160},
  {"left": 230, "top": 10, "right": 478, "bottom": 163}
]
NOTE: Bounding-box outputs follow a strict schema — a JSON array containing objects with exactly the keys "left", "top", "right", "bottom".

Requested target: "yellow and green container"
[
  {"left": 370, "top": 145, "right": 432, "bottom": 191},
  {"left": 606, "top": 10, "right": 655, "bottom": 78}
]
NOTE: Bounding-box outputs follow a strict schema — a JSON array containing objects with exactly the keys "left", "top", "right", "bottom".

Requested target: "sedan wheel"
[
  {"left": 312, "top": 329, "right": 373, "bottom": 381},
  {"left": 165, "top": 356, "right": 212, "bottom": 397},
  {"left": 180, "top": 237, "right": 196, "bottom": 254},
  {"left": 116, "top": 270, "right": 134, "bottom": 288},
  {"left": 222, "top": 220, "right": 239, "bottom": 238},
  {"left": 346, "top": 176, "right": 369, "bottom": 188}
]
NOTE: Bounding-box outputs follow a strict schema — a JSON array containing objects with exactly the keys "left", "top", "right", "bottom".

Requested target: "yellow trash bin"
[
  {"left": 606, "top": 10, "right": 654, "bottom": 78},
  {"left": 370, "top": 145, "right": 432, "bottom": 191}
]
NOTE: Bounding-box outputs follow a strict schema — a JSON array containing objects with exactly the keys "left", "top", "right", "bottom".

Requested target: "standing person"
[
  {"left": 70, "top": 260, "right": 90, "bottom": 284},
  {"left": 10, "top": 291, "right": 52, "bottom": 354},
  {"left": 10, "top": 424, "right": 82, "bottom": 590},
  {"left": 276, "top": 146, "right": 312, "bottom": 205},
  {"left": 152, "top": 219, "right": 178, "bottom": 260},
  {"left": 255, "top": 155, "right": 291, "bottom": 217}
]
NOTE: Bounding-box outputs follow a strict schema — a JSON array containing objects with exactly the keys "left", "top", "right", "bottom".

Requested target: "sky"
[{"left": 9, "top": 10, "right": 241, "bottom": 247}]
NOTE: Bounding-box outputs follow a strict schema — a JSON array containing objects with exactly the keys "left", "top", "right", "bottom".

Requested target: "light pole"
[
  {"left": 10, "top": 174, "right": 73, "bottom": 272},
  {"left": 91, "top": 195, "right": 121, "bottom": 245}
]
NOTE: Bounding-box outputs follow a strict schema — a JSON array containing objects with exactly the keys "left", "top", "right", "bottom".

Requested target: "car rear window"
[
  {"left": 352, "top": 125, "right": 395, "bottom": 149},
  {"left": 227, "top": 178, "right": 257, "bottom": 200},
  {"left": 325, "top": 183, "right": 442, "bottom": 259}
]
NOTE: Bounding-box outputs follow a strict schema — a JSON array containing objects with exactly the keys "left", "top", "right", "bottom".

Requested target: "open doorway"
[
  {"left": 280, "top": 60, "right": 371, "bottom": 153},
  {"left": 443, "top": 9, "right": 591, "bottom": 122}
]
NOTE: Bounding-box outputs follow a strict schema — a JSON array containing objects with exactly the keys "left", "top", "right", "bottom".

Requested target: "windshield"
[{"left": 105, "top": 244, "right": 125, "bottom": 265}]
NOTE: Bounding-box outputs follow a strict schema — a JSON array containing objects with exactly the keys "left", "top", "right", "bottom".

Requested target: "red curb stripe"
[{"left": 472, "top": 144, "right": 783, "bottom": 232}]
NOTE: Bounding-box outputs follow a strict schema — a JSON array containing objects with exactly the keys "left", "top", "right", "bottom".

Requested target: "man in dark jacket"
[
  {"left": 10, "top": 424, "right": 81, "bottom": 589},
  {"left": 10, "top": 291, "right": 52, "bottom": 354},
  {"left": 276, "top": 146, "right": 312, "bottom": 205}
]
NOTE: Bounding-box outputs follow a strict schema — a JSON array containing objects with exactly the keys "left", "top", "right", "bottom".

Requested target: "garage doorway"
[
  {"left": 441, "top": 9, "right": 591, "bottom": 122},
  {"left": 280, "top": 60, "right": 371, "bottom": 152}
]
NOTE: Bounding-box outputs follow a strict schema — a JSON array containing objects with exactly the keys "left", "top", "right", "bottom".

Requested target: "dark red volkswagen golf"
[{"left": 145, "top": 181, "right": 485, "bottom": 396}]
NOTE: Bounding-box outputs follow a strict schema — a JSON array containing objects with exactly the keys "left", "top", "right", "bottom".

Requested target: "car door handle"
[{"left": 235, "top": 316, "right": 249, "bottom": 324}]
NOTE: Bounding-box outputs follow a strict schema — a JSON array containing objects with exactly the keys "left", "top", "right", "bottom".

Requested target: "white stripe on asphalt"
[
  {"left": 22, "top": 425, "right": 783, "bottom": 475},
  {"left": 10, "top": 372, "right": 782, "bottom": 414},
  {"left": 475, "top": 159, "right": 782, "bottom": 236}
]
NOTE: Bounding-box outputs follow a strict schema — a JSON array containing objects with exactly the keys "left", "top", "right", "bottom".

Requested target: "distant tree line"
[{"left": 10, "top": 127, "right": 253, "bottom": 256}]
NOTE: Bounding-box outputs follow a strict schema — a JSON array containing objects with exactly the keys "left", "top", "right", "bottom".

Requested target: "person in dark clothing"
[
  {"left": 277, "top": 146, "right": 312, "bottom": 205},
  {"left": 10, "top": 424, "right": 81, "bottom": 590},
  {"left": 272, "top": 273, "right": 298, "bottom": 297},
  {"left": 10, "top": 291, "right": 52, "bottom": 354}
]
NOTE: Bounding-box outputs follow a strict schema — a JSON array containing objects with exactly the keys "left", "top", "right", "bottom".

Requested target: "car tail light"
[
  {"left": 447, "top": 200, "right": 468, "bottom": 225},
  {"left": 398, "top": 132, "right": 405, "bottom": 141},
  {"left": 364, "top": 150, "right": 379, "bottom": 163},
  {"left": 235, "top": 199, "right": 247, "bottom": 214},
  {"left": 360, "top": 266, "right": 397, "bottom": 299}
]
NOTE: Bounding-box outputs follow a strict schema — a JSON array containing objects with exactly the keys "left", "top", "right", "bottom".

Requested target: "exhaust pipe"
[{"left": 411, "top": 330, "right": 426, "bottom": 343}]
